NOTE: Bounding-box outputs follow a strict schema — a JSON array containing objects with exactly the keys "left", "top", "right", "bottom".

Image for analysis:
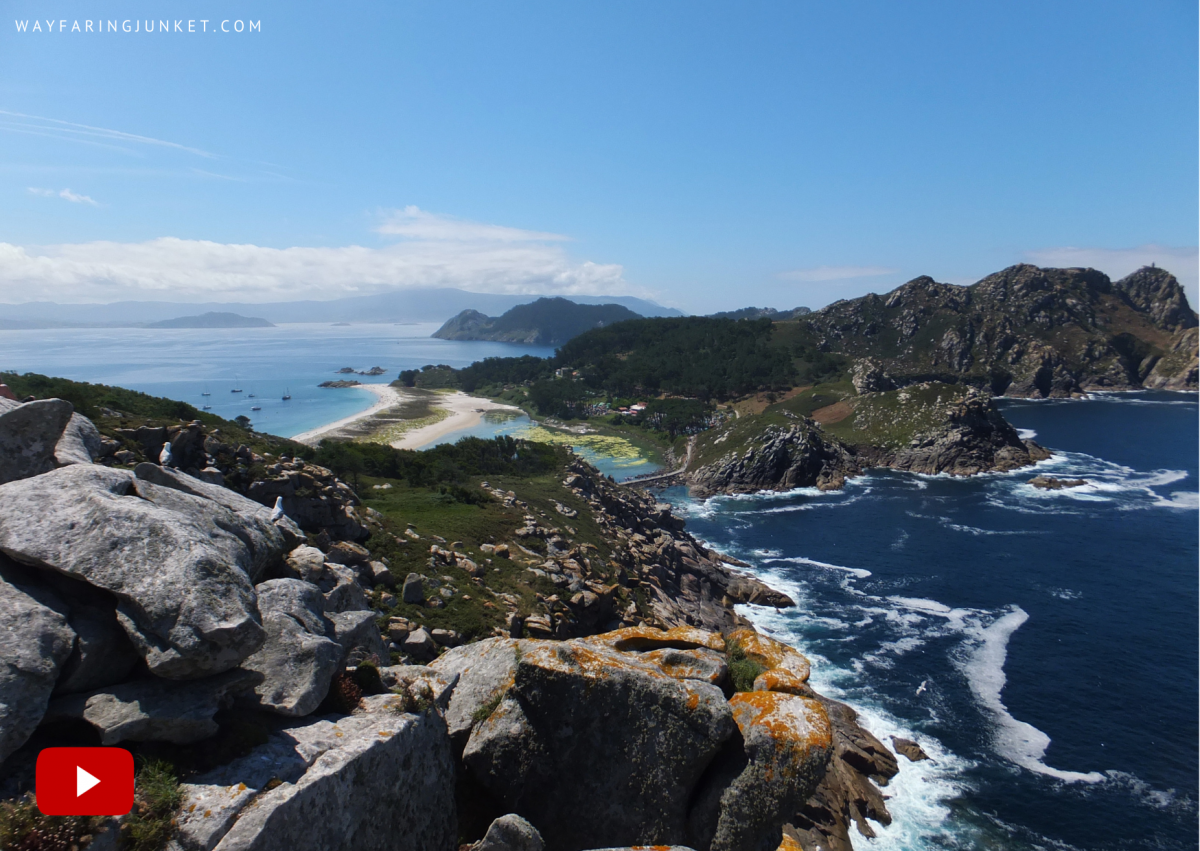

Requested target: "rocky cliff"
[
  {"left": 0, "top": 393, "right": 914, "bottom": 851},
  {"left": 799, "top": 264, "right": 1197, "bottom": 396},
  {"left": 433, "top": 297, "right": 642, "bottom": 346},
  {"left": 686, "top": 383, "right": 1049, "bottom": 497}
]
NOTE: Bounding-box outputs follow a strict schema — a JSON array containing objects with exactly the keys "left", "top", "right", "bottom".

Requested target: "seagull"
[
  {"left": 270, "top": 497, "right": 286, "bottom": 523},
  {"left": 915, "top": 679, "right": 928, "bottom": 696},
  {"left": 159, "top": 442, "right": 173, "bottom": 466}
]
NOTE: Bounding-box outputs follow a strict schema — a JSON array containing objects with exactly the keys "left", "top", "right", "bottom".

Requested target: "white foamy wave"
[
  {"left": 751, "top": 548, "right": 781, "bottom": 557},
  {"left": 956, "top": 607, "right": 1105, "bottom": 784},
  {"left": 765, "top": 555, "right": 872, "bottom": 579},
  {"left": 1103, "top": 770, "right": 1198, "bottom": 816},
  {"left": 891, "top": 529, "right": 909, "bottom": 551}
]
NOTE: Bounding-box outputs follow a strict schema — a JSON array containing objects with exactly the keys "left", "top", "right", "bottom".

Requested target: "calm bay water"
[
  {"left": 0, "top": 323, "right": 554, "bottom": 438},
  {"left": 664, "top": 392, "right": 1199, "bottom": 850}
]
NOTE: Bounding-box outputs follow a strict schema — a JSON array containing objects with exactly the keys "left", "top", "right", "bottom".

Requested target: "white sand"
[
  {"left": 290, "top": 383, "right": 405, "bottom": 445},
  {"left": 390, "top": 392, "right": 523, "bottom": 450},
  {"left": 290, "top": 384, "right": 523, "bottom": 450}
]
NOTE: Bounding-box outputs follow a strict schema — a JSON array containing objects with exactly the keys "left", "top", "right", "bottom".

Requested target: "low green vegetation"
[
  {"left": 727, "top": 639, "right": 767, "bottom": 692},
  {"left": 121, "top": 761, "right": 184, "bottom": 851},
  {"left": 0, "top": 793, "right": 110, "bottom": 851}
]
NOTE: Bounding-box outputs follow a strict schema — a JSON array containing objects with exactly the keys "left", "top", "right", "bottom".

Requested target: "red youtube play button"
[{"left": 36, "top": 747, "right": 134, "bottom": 816}]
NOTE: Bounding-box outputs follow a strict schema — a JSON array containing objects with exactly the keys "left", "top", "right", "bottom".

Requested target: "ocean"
[
  {"left": 0, "top": 323, "right": 554, "bottom": 439},
  {"left": 3, "top": 325, "right": 1195, "bottom": 847},
  {"left": 664, "top": 391, "right": 1199, "bottom": 850}
]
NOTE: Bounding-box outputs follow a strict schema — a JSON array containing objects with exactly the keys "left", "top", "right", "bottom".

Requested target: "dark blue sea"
[{"left": 667, "top": 392, "right": 1198, "bottom": 850}]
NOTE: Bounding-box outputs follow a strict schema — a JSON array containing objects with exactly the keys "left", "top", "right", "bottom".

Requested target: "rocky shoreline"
[{"left": 0, "top": 393, "right": 923, "bottom": 851}]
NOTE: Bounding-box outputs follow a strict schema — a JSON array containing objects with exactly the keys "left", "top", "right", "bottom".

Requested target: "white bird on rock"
[
  {"left": 270, "top": 496, "right": 286, "bottom": 523},
  {"left": 159, "top": 442, "right": 173, "bottom": 466}
]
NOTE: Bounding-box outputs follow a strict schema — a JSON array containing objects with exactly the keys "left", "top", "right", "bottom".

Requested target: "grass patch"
[
  {"left": 471, "top": 692, "right": 505, "bottom": 724},
  {"left": 727, "top": 639, "right": 767, "bottom": 693},
  {"left": 120, "top": 760, "right": 183, "bottom": 851}
]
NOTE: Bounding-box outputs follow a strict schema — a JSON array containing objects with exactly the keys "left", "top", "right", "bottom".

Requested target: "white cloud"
[
  {"left": 375, "top": 206, "right": 570, "bottom": 242},
  {"left": 28, "top": 187, "right": 99, "bottom": 206},
  {"left": 0, "top": 230, "right": 632, "bottom": 305},
  {"left": 1023, "top": 244, "right": 1198, "bottom": 308},
  {"left": 778, "top": 264, "right": 898, "bottom": 282}
]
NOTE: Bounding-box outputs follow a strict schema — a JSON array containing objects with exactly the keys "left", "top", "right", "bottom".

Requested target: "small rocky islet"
[{"left": 0, "top": 389, "right": 917, "bottom": 851}]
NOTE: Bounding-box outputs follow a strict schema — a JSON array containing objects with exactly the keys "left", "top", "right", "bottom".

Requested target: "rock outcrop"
[
  {"left": 434, "top": 627, "right": 841, "bottom": 851},
  {"left": 0, "top": 464, "right": 298, "bottom": 679},
  {"left": 0, "top": 397, "right": 100, "bottom": 484},
  {"left": 688, "top": 420, "right": 858, "bottom": 498}
]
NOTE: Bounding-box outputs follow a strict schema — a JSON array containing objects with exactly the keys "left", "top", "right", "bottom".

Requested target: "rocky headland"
[{"left": 0, "top": 389, "right": 920, "bottom": 851}]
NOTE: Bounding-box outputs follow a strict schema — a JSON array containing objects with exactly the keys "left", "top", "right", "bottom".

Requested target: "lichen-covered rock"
[
  {"left": 0, "top": 465, "right": 294, "bottom": 679},
  {"left": 462, "top": 638, "right": 735, "bottom": 851},
  {"left": 430, "top": 637, "right": 525, "bottom": 748},
  {"left": 728, "top": 629, "right": 811, "bottom": 682},
  {"left": 239, "top": 580, "right": 341, "bottom": 717},
  {"left": 697, "top": 692, "right": 832, "bottom": 851},
  {"left": 327, "top": 610, "right": 386, "bottom": 667},
  {"left": 0, "top": 557, "right": 75, "bottom": 763},
  {"left": 209, "top": 696, "right": 456, "bottom": 851}
]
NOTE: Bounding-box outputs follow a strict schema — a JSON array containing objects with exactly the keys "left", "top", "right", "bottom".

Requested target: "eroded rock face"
[
  {"left": 462, "top": 638, "right": 735, "bottom": 851},
  {"left": 44, "top": 669, "right": 262, "bottom": 745},
  {"left": 209, "top": 696, "right": 456, "bottom": 851},
  {"left": 0, "top": 464, "right": 296, "bottom": 679},
  {"left": 239, "top": 580, "right": 341, "bottom": 717},
  {"left": 0, "top": 557, "right": 75, "bottom": 763}
]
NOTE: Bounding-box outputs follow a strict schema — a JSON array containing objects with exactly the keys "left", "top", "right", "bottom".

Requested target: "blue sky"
[{"left": 1, "top": 0, "right": 1196, "bottom": 313}]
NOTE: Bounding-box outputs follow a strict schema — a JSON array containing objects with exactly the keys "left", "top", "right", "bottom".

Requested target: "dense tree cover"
[
  {"left": 398, "top": 365, "right": 458, "bottom": 389},
  {"left": 455, "top": 356, "right": 552, "bottom": 392},
  {"left": 556, "top": 317, "right": 796, "bottom": 400},
  {"left": 623, "top": 398, "right": 713, "bottom": 438},
  {"left": 1, "top": 371, "right": 209, "bottom": 422},
  {"left": 299, "top": 435, "right": 564, "bottom": 500}
]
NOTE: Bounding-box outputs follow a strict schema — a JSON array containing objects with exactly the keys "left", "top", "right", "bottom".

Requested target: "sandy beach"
[
  {"left": 290, "top": 383, "right": 406, "bottom": 445},
  {"left": 390, "top": 392, "right": 523, "bottom": 450},
  {"left": 291, "top": 383, "right": 523, "bottom": 449}
]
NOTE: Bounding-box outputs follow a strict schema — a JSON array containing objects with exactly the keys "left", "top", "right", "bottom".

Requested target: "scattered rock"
[
  {"left": 475, "top": 814, "right": 544, "bottom": 851},
  {"left": 403, "top": 573, "right": 426, "bottom": 604},
  {"left": 890, "top": 736, "right": 930, "bottom": 762},
  {"left": 1028, "top": 476, "right": 1088, "bottom": 490}
]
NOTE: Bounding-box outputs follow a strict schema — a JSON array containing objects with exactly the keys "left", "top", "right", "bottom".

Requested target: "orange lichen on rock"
[
  {"left": 728, "top": 628, "right": 811, "bottom": 682},
  {"left": 753, "top": 668, "right": 813, "bottom": 697},
  {"left": 776, "top": 831, "right": 805, "bottom": 851},
  {"left": 641, "top": 648, "right": 728, "bottom": 685},
  {"left": 729, "top": 691, "right": 833, "bottom": 759},
  {"left": 588, "top": 625, "right": 726, "bottom": 653}
]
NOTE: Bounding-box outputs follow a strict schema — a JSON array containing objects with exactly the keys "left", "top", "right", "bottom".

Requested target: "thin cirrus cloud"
[
  {"left": 0, "top": 207, "right": 632, "bottom": 304},
  {"left": 28, "top": 187, "right": 99, "bottom": 206},
  {"left": 777, "top": 264, "right": 898, "bottom": 283},
  {"left": 0, "top": 110, "right": 215, "bottom": 158},
  {"left": 375, "top": 206, "right": 571, "bottom": 243}
]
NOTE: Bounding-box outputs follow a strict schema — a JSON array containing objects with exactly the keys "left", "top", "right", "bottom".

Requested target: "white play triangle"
[{"left": 77, "top": 766, "right": 100, "bottom": 796}]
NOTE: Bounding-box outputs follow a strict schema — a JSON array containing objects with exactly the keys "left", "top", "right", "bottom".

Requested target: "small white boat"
[
  {"left": 282, "top": 387, "right": 292, "bottom": 401},
  {"left": 202, "top": 405, "right": 212, "bottom": 410},
  {"left": 251, "top": 406, "right": 262, "bottom": 411}
]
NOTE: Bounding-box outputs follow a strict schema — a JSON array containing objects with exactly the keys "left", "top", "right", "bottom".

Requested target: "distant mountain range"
[
  {"left": 707, "top": 306, "right": 811, "bottom": 320},
  {"left": 145, "top": 312, "right": 273, "bottom": 329},
  {"left": 0, "top": 288, "right": 682, "bottom": 329},
  {"left": 433, "top": 297, "right": 643, "bottom": 346}
]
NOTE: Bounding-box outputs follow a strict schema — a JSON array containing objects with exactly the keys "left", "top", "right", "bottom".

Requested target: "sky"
[{"left": 1, "top": 0, "right": 1196, "bottom": 314}]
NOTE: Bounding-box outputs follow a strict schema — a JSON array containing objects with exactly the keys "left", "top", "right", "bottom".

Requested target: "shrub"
[
  {"left": 326, "top": 671, "right": 363, "bottom": 714},
  {"left": 0, "top": 793, "right": 109, "bottom": 851},
  {"left": 727, "top": 639, "right": 767, "bottom": 693}
]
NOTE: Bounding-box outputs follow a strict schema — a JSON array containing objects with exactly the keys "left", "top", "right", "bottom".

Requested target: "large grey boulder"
[
  {"left": 475, "top": 814, "right": 544, "bottom": 851},
  {"left": 0, "top": 557, "right": 75, "bottom": 763},
  {"left": 44, "top": 669, "right": 261, "bottom": 745},
  {"left": 281, "top": 545, "right": 327, "bottom": 583},
  {"left": 239, "top": 580, "right": 341, "bottom": 717},
  {"left": 0, "top": 465, "right": 298, "bottom": 679},
  {"left": 327, "top": 610, "right": 387, "bottom": 667},
  {"left": 461, "top": 639, "right": 735, "bottom": 851},
  {"left": 55, "top": 413, "right": 103, "bottom": 467},
  {"left": 0, "top": 398, "right": 76, "bottom": 484},
  {"left": 430, "top": 638, "right": 526, "bottom": 748},
  {"left": 206, "top": 695, "right": 456, "bottom": 851}
]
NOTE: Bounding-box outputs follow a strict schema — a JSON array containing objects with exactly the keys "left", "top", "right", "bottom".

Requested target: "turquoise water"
[{"left": 0, "top": 323, "right": 554, "bottom": 438}]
